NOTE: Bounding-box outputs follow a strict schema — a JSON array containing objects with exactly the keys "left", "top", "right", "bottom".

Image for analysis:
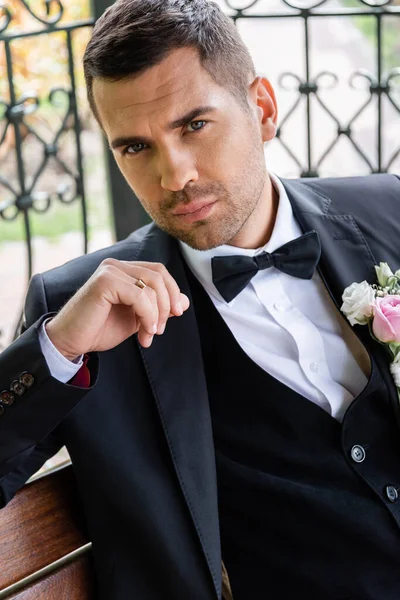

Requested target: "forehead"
[{"left": 93, "top": 47, "right": 229, "bottom": 137}]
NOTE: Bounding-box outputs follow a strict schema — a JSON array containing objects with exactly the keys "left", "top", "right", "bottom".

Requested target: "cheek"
[
  {"left": 208, "top": 120, "right": 253, "bottom": 168},
  {"left": 117, "top": 159, "right": 160, "bottom": 203},
  {"left": 196, "top": 130, "right": 236, "bottom": 173}
]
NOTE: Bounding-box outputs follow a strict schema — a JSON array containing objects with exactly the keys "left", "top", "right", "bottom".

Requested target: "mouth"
[{"left": 172, "top": 199, "right": 217, "bottom": 224}]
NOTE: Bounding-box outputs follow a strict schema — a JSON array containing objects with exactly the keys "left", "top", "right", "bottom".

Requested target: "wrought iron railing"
[
  {"left": 0, "top": 1, "right": 94, "bottom": 345},
  {"left": 227, "top": 0, "right": 400, "bottom": 177},
  {"left": 0, "top": 3, "right": 93, "bottom": 278},
  {"left": 0, "top": 0, "right": 399, "bottom": 349}
]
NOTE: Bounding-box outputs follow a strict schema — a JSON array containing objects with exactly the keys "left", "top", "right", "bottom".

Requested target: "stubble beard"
[{"left": 145, "top": 150, "right": 267, "bottom": 251}]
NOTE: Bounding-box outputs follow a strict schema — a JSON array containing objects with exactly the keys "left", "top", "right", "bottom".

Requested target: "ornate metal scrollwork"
[
  {"left": 223, "top": 0, "right": 399, "bottom": 177},
  {"left": 0, "top": 4, "right": 12, "bottom": 34},
  {"left": 280, "top": 0, "right": 329, "bottom": 9},
  {"left": 223, "top": 0, "right": 398, "bottom": 11},
  {"left": 275, "top": 56, "right": 400, "bottom": 175},
  {"left": 383, "top": 68, "right": 400, "bottom": 169},
  {"left": 6, "top": 93, "right": 40, "bottom": 123},
  {"left": 0, "top": 0, "right": 93, "bottom": 349},
  {"left": 0, "top": 85, "right": 81, "bottom": 218},
  {"left": 0, "top": 0, "right": 64, "bottom": 34},
  {"left": 17, "top": 0, "right": 63, "bottom": 26},
  {"left": 387, "top": 68, "right": 400, "bottom": 111},
  {"left": 357, "top": 0, "right": 394, "bottom": 7},
  {"left": 224, "top": 0, "right": 260, "bottom": 11}
]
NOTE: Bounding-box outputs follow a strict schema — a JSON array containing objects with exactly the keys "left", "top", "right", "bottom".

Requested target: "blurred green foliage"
[{"left": 342, "top": 0, "right": 400, "bottom": 71}]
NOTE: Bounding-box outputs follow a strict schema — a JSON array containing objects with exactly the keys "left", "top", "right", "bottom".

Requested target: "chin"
[
  {"left": 157, "top": 215, "right": 240, "bottom": 250},
  {"left": 177, "top": 228, "right": 233, "bottom": 251}
]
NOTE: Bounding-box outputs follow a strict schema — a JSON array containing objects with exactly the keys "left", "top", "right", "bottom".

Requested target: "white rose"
[
  {"left": 390, "top": 352, "right": 400, "bottom": 388},
  {"left": 341, "top": 281, "right": 375, "bottom": 326},
  {"left": 375, "top": 262, "right": 394, "bottom": 287}
]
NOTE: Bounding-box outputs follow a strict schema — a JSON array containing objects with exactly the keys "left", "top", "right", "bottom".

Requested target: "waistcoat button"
[
  {"left": 350, "top": 445, "right": 366, "bottom": 463},
  {"left": 386, "top": 485, "right": 399, "bottom": 503}
]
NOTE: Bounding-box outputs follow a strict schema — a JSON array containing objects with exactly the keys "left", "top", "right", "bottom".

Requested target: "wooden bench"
[
  {"left": 0, "top": 463, "right": 234, "bottom": 599},
  {"left": 0, "top": 464, "right": 95, "bottom": 599}
]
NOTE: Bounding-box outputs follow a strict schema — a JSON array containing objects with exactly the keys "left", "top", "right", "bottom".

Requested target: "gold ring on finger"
[{"left": 135, "top": 278, "right": 147, "bottom": 290}]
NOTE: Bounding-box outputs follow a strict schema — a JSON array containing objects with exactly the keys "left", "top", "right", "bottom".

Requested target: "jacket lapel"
[
  {"left": 282, "top": 178, "right": 377, "bottom": 300},
  {"left": 282, "top": 178, "right": 400, "bottom": 424},
  {"left": 132, "top": 226, "right": 221, "bottom": 598}
]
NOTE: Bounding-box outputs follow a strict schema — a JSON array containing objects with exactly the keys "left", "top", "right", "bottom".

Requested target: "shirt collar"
[{"left": 179, "top": 172, "right": 303, "bottom": 303}]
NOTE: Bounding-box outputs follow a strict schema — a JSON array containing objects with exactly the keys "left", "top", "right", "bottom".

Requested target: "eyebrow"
[{"left": 110, "top": 105, "right": 216, "bottom": 150}]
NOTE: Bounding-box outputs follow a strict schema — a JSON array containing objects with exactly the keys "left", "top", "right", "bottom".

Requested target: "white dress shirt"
[
  {"left": 40, "top": 173, "right": 370, "bottom": 421},
  {"left": 39, "top": 318, "right": 83, "bottom": 384},
  {"left": 180, "top": 173, "right": 370, "bottom": 422}
]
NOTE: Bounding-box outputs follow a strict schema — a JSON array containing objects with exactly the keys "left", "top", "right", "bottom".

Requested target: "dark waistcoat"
[{"left": 188, "top": 269, "right": 400, "bottom": 600}]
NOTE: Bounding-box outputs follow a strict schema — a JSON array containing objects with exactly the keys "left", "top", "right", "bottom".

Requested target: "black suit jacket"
[{"left": 1, "top": 175, "right": 400, "bottom": 599}]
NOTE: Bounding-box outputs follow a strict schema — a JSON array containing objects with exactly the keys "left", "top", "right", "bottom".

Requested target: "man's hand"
[{"left": 45, "top": 259, "right": 190, "bottom": 360}]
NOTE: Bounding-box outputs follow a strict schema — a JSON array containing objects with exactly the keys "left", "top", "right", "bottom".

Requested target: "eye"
[
  {"left": 122, "top": 143, "right": 148, "bottom": 156},
  {"left": 187, "top": 120, "right": 207, "bottom": 133}
]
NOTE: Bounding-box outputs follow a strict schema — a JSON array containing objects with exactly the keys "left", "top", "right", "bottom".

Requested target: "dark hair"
[{"left": 83, "top": 0, "right": 256, "bottom": 121}]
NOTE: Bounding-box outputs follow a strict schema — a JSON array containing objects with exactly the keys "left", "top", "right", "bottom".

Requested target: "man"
[{"left": 1, "top": 0, "right": 400, "bottom": 598}]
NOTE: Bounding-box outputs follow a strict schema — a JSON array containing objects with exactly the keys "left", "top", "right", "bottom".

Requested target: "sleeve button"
[
  {"left": 19, "top": 372, "right": 35, "bottom": 388},
  {"left": 0, "top": 391, "right": 15, "bottom": 406},
  {"left": 10, "top": 380, "right": 25, "bottom": 396}
]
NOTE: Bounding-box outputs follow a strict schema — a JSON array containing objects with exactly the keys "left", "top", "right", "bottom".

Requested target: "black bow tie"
[{"left": 211, "top": 231, "right": 322, "bottom": 303}]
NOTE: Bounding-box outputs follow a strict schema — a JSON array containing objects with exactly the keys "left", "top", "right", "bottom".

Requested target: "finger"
[
  {"left": 137, "top": 294, "right": 190, "bottom": 345},
  {"left": 104, "top": 260, "right": 190, "bottom": 327},
  {"left": 166, "top": 294, "right": 190, "bottom": 317},
  {"left": 118, "top": 261, "right": 183, "bottom": 318},
  {"left": 129, "top": 289, "right": 158, "bottom": 337},
  {"left": 181, "top": 293, "right": 190, "bottom": 312},
  {"left": 125, "top": 282, "right": 159, "bottom": 338},
  {"left": 137, "top": 324, "right": 154, "bottom": 348},
  {"left": 131, "top": 267, "right": 172, "bottom": 334},
  {"left": 105, "top": 261, "right": 172, "bottom": 333},
  {"left": 103, "top": 266, "right": 158, "bottom": 336}
]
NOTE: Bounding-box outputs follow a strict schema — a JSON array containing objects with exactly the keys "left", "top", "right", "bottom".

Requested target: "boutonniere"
[{"left": 341, "top": 263, "right": 400, "bottom": 396}]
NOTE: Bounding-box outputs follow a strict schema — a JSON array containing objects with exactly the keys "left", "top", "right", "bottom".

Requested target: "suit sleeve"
[{"left": 0, "top": 273, "right": 98, "bottom": 507}]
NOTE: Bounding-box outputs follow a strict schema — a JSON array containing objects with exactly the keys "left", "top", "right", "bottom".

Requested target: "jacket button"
[
  {"left": 10, "top": 380, "right": 25, "bottom": 396},
  {"left": 19, "top": 372, "right": 35, "bottom": 388},
  {"left": 386, "top": 485, "right": 399, "bottom": 503},
  {"left": 350, "top": 445, "right": 366, "bottom": 463},
  {"left": 0, "top": 390, "right": 15, "bottom": 406}
]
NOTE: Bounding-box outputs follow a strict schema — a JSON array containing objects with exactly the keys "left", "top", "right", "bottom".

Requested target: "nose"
[{"left": 159, "top": 149, "right": 199, "bottom": 192}]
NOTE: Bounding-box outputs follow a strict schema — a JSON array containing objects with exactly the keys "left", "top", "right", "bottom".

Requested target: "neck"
[{"left": 229, "top": 172, "right": 279, "bottom": 250}]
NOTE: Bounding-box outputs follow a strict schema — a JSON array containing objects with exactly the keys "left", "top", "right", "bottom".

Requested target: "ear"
[{"left": 248, "top": 76, "right": 278, "bottom": 143}]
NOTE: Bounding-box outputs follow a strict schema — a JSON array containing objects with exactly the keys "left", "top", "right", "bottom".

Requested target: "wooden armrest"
[{"left": 0, "top": 465, "right": 95, "bottom": 599}]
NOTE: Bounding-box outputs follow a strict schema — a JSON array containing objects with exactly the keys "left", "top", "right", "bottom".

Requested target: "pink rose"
[{"left": 372, "top": 296, "right": 400, "bottom": 343}]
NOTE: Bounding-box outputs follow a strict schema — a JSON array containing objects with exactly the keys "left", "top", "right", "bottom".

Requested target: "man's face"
[{"left": 93, "top": 47, "right": 275, "bottom": 250}]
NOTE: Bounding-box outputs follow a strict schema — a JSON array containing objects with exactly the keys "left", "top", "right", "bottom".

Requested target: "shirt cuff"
[{"left": 39, "top": 318, "right": 83, "bottom": 384}]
